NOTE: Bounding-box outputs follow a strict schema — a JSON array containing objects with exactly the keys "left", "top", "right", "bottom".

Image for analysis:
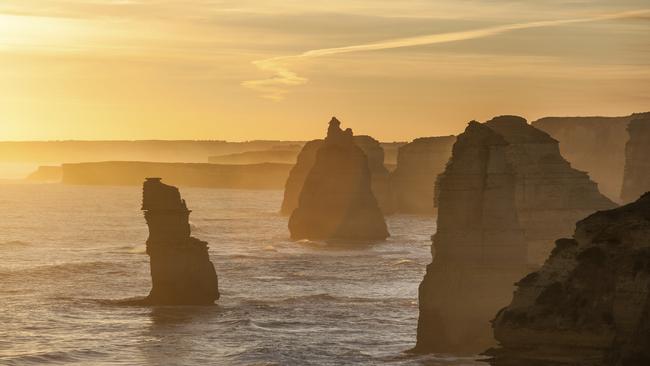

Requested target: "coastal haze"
[{"left": 2, "top": 1, "right": 650, "bottom": 366}]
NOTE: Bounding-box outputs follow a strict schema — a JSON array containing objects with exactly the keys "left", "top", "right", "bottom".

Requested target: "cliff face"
[
  {"left": 390, "top": 136, "right": 455, "bottom": 214},
  {"left": 489, "top": 192, "right": 650, "bottom": 366},
  {"left": 208, "top": 145, "right": 302, "bottom": 164},
  {"left": 486, "top": 116, "right": 616, "bottom": 264},
  {"left": 142, "top": 178, "right": 219, "bottom": 305},
  {"left": 288, "top": 118, "right": 389, "bottom": 241},
  {"left": 415, "top": 121, "right": 529, "bottom": 354},
  {"left": 532, "top": 112, "right": 650, "bottom": 201},
  {"left": 621, "top": 117, "right": 650, "bottom": 203},
  {"left": 280, "top": 131, "right": 392, "bottom": 215},
  {"left": 415, "top": 116, "right": 615, "bottom": 354}
]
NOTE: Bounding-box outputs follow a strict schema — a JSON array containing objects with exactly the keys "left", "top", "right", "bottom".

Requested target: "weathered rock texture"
[
  {"left": 485, "top": 116, "right": 616, "bottom": 264},
  {"left": 489, "top": 192, "right": 650, "bottom": 366},
  {"left": 142, "top": 178, "right": 219, "bottom": 305},
  {"left": 288, "top": 118, "right": 389, "bottom": 241},
  {"left": 280, "top": 125, "right": 392, "bottom": 215},
  {"left": 415, "top": 116, "right": 616, "bottom": 355},
  {"left": 532, "top": 112, "right": 650, "bottom": 201},
  {"left": 621, "top": 117, "right": 650, "bottom": 203},
  {"left": 390, "top": 136, "right": 455, "bottom": 214},
  {"left": 415, "top": 121, "right": 529, "bottom": 354}
]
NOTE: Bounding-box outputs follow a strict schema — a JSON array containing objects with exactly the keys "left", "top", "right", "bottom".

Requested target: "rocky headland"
[
  {"left": 288, "top": 118, "right": 389, "bottom": 241},
  {"left": 390, "top": 136, "right": 455, "bottom": 214},
  {"left": 489, "top": 192, "right": 650, "bottom": 366},
  {"left": 620, "top": 116, "right": 650, "bottom": 203},
  {"left": 141, "top": 178, "right": 219, "bottom": 305}
]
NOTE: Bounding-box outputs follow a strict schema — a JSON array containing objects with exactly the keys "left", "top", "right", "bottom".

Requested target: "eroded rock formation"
[
  {"left": 415, "top": 116, "right": 615, "bottom": 354},
  {"left": 142, "top": 178, "right": 219, "bottom": 305},
  {"left": 280, "top": 122, "right": 392, "bottom": 215},
  {"left": 532, "top": 112, "right": 650, "bottom": 201},
  {"left": 489, "top": 192, "right": 650, "bottom": 366},
  {"left": 621, "top": 117, "right": 650, "bottom": 203},
  {"left": 390, "top": 136, "right": 455, "bottom": 214},
  {"left": 288, "top": 118, "right": 389, "bottom": 241}
]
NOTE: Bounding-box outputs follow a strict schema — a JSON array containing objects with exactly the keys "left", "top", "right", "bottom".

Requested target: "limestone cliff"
[
  {"left": 288, "top": 118, "right": 389, "bottom": 241},
  {"left": 141, "top": 178, "right": 219, "bottom": 305},
  {"left": 280, "top": 125, "right": 392, "bottom": 215},
  {"left": 390, "top": 136, "right": 455, "bottom": 214},
  {"left": 532, "top": 112, "right": 650, "bottom": 201},
  {"left": 489, "top": 192, "right": 650, "bottom": 366},
  {"left": 621, "top": 117, "right": 650, "bottom": 203}
]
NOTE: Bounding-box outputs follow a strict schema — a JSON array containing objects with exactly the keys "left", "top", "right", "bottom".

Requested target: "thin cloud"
[{"left": 242, "top": 8, "right": 650, "bottom": 100}]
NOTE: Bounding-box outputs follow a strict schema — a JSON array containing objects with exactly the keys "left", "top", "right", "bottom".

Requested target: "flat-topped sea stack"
[
  {"left": 485, "top": 116, "right": 616, "bottom": 264},
  {"left": 414, "top": 121, "right": 529, "bottom": 354},
  {"left": 288, "top": 118, "right": 389, "bottom": 241},
  {"left": 390, "top": 136, "right": 455, "bottom": 214},
  {"left": 141, "top": 178, "right": 219, "bottom": 305},
  {"left": 532, "top": 112, "right": 650, "bottom": 201},
  {"left": 415, "top": 116, "right": 615, "bottom": 354},
  {"left": 621, "top": 117, "right": 650, "bottom": 203},
  {"left": 280, "top": 122, "right": 392, "bottom": 215},
  {"left": 489, "top": 192, "right": 650, "bottom": 366}
]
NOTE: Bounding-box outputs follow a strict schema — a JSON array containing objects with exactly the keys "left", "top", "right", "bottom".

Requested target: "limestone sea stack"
[
  {"left": 141, "top": 178, "right": 219, "bottom": 305},
  {"left": 489, "top": 192, "right": 650, "bottom": 366},
  {"left": 620, "top": 117, "right": 650, "bottom": 203},
  {"left": 390, "top": 136, "right": 455, "bottom": 214},
  {"left": 288, "top": 118, "right": 389, "bottom": 241},
  {"left": 414, "top": 121, "right": 529, "bottom": 354},
  {"left": 280, "top": 121, "right": 392, "bottom": 215}
]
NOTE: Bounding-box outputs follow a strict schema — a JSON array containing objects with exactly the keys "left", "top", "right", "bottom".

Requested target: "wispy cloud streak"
[{"left": 242, "top": 9, "right": 650, "bottom": 100}]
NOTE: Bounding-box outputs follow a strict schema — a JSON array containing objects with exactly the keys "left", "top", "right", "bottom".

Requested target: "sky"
[{"left": 0, "top": 0, "right": 649, "bottom": 142}]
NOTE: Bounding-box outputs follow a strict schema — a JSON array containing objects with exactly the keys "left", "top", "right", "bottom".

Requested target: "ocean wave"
[
  {"left": 2, "top": 349, "right": 108, "bottom": 366},
  {"left": 0, "top": 261, "right": 127, "bottom": 279},
  {"left": 0, "top": 240, "right": 31, "bottom": 247}
]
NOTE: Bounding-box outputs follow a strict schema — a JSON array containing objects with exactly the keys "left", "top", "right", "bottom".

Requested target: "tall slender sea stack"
[
  {"left": 489, "top": 192, "right": 650, "bottom": 366},
  {"left": 390, "top": 136, "right": 455, "bottom": 214},
  {"left": 142, "top": 178, "right": 219, "bottom": 305},
  {"left": 288, "top": 118, "right": 389, "bottom": 241},
  {"left": 620, "top": 117, "right": 650, "bottom": 203},
  {"left": 415, "top": 121, "right": 529, "bottom": 354}
]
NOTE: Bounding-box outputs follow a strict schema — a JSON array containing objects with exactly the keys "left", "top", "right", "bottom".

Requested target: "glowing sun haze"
[{"left": 1, "top": 0, "right": 649, "bottom": 141}]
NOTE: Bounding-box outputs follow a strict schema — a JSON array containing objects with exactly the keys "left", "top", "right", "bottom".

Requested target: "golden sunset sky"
[{"left": 1, "top": 0, "right": 649, "bottom": 141}]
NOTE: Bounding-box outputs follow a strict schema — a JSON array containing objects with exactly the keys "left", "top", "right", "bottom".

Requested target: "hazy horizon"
[{"left": 1, "top": 0, "right": 649, "bottom": 142}]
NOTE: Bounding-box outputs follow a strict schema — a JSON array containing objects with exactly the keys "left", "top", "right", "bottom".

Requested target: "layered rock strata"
[
  {"left": 489, "top": 192, "right": 650, "bottom": 366},
  {"left": 141, "top": 178, "right": 219, "bottom": 305},
  {"left": 288, "top": 118, "right": 389, "bottom": 241},
  {"left": 620, "top": 117, "right": 650, "bottom": 203},
  {"left": 390, "top": 136, "right": 455, "bottom": 214}
]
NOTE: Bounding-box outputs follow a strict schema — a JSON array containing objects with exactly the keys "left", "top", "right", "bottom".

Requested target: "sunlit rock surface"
[
  {"left": 532, "top": 112, "right": 650, "bottom": 201},
  {"left": 141, "top": 178, "right": 219, "bottom": 305},
  {"left": 621, "top": 116, "right": 650, "bottom": 203},
  {"left": 489, "top": 192, "right": 650, "bottom": 366},
  {"left": 390, "top": 136, "right": 455, "bottom": 214},
  {"left": 288, "top": 118, "right": 389, "bottom": 241},
  {"left": 280, "top": 124, "right": 393, "bottom": 215},
  {"left": 415, "top": 116, "right": 615, "bottom": 355}
]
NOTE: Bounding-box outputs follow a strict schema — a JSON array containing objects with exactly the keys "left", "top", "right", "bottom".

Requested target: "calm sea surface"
[{"left": 0, "top": 184, "right": 487, "bottom": 365}]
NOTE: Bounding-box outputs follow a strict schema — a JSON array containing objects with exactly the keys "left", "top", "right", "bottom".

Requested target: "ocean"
[{"left": 0, "top": 183, "right": 487, "bottom": 365}]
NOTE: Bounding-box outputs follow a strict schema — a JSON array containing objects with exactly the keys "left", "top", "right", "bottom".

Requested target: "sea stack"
[
  {"left": 620, "top": 117, "right": 650, "bottom": 203},
  {"left": 414, "top": 121, "right": 529, "bottom": 354},
  {"left": 141, "top": 178, "right": 219, "bottom": 305},
  {"left": 489, "top": 192, "right": 650, "bottom": 366},
  {"left": 288, "top": 117, "right": 389, "bottom": 241},
  {"left": 390, "top": 136, "right": 455, "bottom": 214},
  {"left": 414, "top": 116, "right": 615, "bottom": 354}
]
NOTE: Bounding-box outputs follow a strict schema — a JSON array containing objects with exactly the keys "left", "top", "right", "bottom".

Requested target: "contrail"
[{"left": 241, "top": 9, "right": 650, "bottom": 100}]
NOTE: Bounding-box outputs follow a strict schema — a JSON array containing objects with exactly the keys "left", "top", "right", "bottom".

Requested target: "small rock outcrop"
[
  {"left": 489, "top": 192, "right": 650, "bottom": 366},
  {"left": 415, "top": 116, "right": 616, "bottom": 355},
  {"left": 141, "top": 178, "right": 219, "bottom": 305},
  {"left": 280, "top": 124, "right": 392, "bottom": 215},
  {"left": 288, "top": 118, "right": 389, "bottom": 241},
  {"left": 390, "top": 136, "right": 455, "bottom": 214},
  {"left": 621, "top": 117, "right": 650, "bottom": 203}
]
